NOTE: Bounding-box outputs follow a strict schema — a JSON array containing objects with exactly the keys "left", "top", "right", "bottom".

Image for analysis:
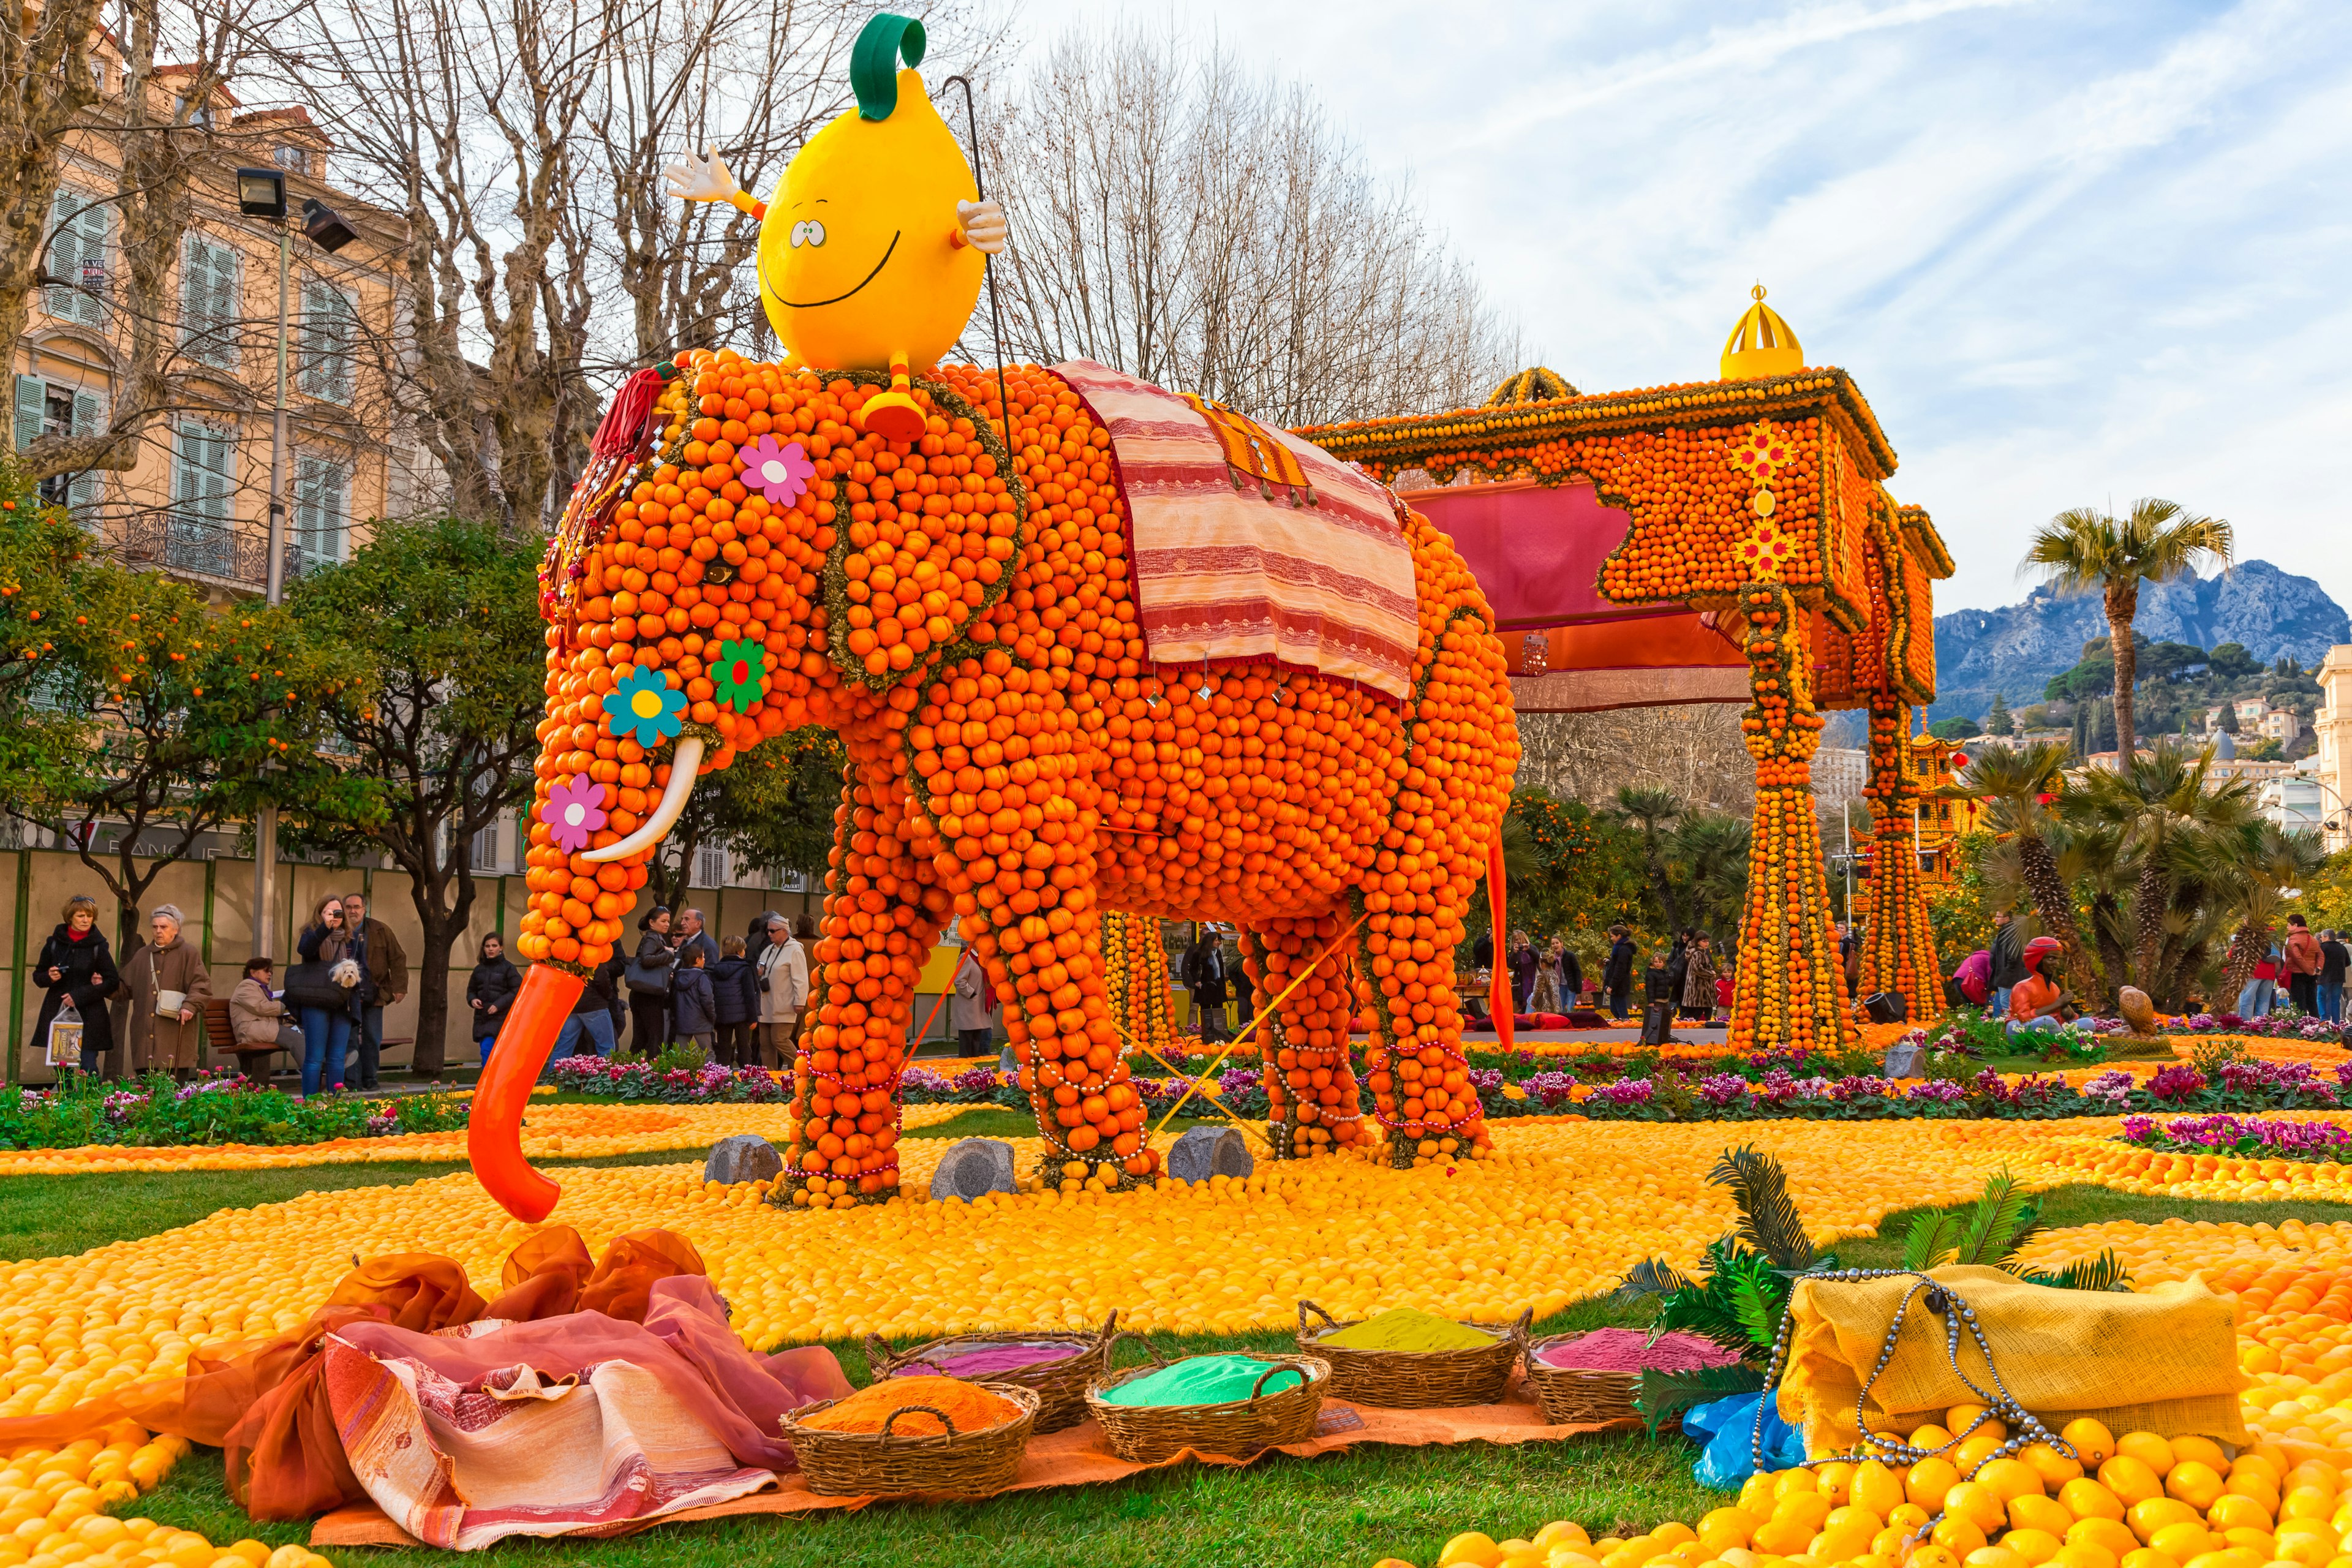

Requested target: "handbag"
[
  {"left": 624, "top": 949, "right": 676, "bottom": 997},
  {"left": 283, "top": 960, "right": 344, "bottom": 1009}
]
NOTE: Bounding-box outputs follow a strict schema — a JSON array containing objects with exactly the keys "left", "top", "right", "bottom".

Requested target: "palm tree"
[
  {"left": 1942, "top": 740, "right": 2083, "bottom": 959},
  {"left": 2073, "top": 741, "right": 2260, "bottom": 998},
  {"left": 2211, "top": 822, "right": 2330, "bottom": 1008},
  {"left": 1671, "top": 813, "right": 1753, "bottom": 944},
  {"left": 2022, "top": 499, "right": 2233, "bottom": 761},
  {"left": 1611, "top": 786, "right": 1686, "bottom": 932}
]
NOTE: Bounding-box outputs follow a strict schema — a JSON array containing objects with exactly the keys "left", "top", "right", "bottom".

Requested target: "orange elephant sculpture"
[{"left": 471, "top": 353, "right": 1520, "bottom": 1221}]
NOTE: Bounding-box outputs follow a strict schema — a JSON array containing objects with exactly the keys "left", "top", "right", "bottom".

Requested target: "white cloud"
[{"left": 998, "top": 0, "right": 2352, "bottom": 617}]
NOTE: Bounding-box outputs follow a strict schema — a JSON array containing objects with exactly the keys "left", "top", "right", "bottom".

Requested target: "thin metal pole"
[{"left": 254, "top": 220, "right": 291, "bottom": 966}]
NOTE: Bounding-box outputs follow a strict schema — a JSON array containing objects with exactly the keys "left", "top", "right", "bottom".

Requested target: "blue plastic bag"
[{"left": 1686, "top": 1390, "right": 1806, "bottom": 1491}]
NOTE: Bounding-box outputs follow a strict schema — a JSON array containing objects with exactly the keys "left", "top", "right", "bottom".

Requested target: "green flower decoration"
[
  {"left": 710, "top": 638, "right": 767, "bottom": 713},
  {"left": 605, "top": 664, "right": 685, "bottom": 746}
]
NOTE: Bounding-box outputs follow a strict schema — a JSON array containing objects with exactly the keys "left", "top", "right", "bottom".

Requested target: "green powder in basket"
[
  {"left": 1321, "top": 1308, "right": 1495, "bottom": 1353},
  {"left": 1099, "top": 1355, "right": 1309, "bottom": 1408}
]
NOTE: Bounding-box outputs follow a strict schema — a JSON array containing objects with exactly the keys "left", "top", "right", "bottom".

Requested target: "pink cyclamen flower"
[
  {"left": 739, "top": 435, "right": 815, "bottom": 503},
  {"left": 538, "top": 774, "right": 608, "bottom": 851}
]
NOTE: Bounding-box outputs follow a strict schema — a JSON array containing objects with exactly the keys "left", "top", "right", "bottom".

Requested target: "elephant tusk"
[{"left": 582, "top": 736, "right": 703, "bottom": 862}]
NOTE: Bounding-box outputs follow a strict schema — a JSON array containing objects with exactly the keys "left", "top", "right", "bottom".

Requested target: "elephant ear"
[{"left": 821, "top": 370, "right": 1027, "bottom": 693}]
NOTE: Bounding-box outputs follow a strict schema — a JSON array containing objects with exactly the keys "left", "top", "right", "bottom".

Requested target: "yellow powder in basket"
[
  {"left": 1322, "top": 1308, "right": 1495, "bottom": 1353},
  {"left": 799, "top": 1375, "right": 1019, "bottom": 1437}
]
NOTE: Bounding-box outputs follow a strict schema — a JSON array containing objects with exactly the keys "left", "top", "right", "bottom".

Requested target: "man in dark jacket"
[
  {"left": 1665, "top": 930, "right": 1692, "bottom": 1010},
  {"left": 1470, "top": 929, "right": 1494, "bottom": 970},
  {"left": 1182, "top": 926, "right": 1229, "bottom": 1043},
  {"left": 341, "top": 894, "right": 408, "bottom": 1087},
  {"left": 2320, "top": 929, "right": 2350, "bottom": 1024},
  {"left": 710, "top": 937, "right": 761, "bottom": 1066},
  {"left": 1987, "top": 910, "right": 2026, "bottom": 1017},
  {"left": 1602, "top": 925, "right": 1636, "bottom": 1019}
]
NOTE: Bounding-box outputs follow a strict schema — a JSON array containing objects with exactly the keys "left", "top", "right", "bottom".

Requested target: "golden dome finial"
[{"left": 1721, "top": 284, "right": 1804, "bottom": 381}]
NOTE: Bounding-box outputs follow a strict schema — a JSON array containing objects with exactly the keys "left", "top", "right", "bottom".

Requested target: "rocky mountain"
[{"left": 1928, "top": 561, "right": 2350, "bottom": 723}]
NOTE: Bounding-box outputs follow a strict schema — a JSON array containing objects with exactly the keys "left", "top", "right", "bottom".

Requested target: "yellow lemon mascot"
[{"left": 663, "top": 12, "right": 1005, "bottom": 440}]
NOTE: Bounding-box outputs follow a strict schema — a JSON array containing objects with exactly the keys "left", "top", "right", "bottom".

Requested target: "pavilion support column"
[
  {"left": 1858, "top": 696, "right": 1943, "bottom": 1023},
  {"left": 1728, "top": 583, "right": 1855, "bottom": 1055}
]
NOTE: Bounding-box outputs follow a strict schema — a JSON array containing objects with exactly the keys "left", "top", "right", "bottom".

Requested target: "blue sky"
[{"left": 1000, "top": 1, "right": 2351, "bottom": 616}]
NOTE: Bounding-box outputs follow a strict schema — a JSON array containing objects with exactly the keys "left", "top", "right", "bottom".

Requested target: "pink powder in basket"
[
  {"left": 895, "top": 1341, "right": 1086, "bottom": 1379},
  {"left": 1536, "top": 1329, "right": 1741, "bottom": 1373}
]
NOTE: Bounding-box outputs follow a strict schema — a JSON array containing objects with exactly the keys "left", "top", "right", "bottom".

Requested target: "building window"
[
  {"left": 272, "top": 145, "right": 307, "bottom": 175},
  {"left": 293, "top": 451, "right": 349, "bottom": 575},
  {"left": 470, "top": 818, "right": 503, "bottom": 873},
  {"left": 695, "top": 844, "right": 728, "bottom": 889},
  {"left": 297, "top": 282, "right": 355, "bottom": 404},
  {"left": 13, "top": 377, "right": 105, "bottom": 522},
  {"left": 167, "top": 420, "right": 236, "bottom": 577},
  {"left": 179, "top": 234, "right": 241, "bottom": 370},
  {"left": 45, "top": 188, "right": 109, "bottom": 326}
]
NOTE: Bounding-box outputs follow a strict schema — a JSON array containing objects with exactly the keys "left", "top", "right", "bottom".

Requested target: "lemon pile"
[
  {"left": 1403, "top": 1419, "right": 2340, "bottom": 1568},
  {"left": 0, "top": 1428, "right": 328, "bottom": 1568}
]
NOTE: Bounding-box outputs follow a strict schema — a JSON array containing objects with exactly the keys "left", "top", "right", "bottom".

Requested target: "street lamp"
[{"left": 233, "top": 165, "right": 354, "bottom": 969}]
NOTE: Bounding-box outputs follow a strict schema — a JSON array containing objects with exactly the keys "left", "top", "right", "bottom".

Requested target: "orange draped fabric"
[{"left": 0, "top": 1227, "right": 715, "bottom": 1521}]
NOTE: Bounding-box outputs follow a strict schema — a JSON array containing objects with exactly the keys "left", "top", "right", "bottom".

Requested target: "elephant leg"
[
  {"left": 1356, "top": 595, "right": 1517, "bottom": 1169},
  {"left": 1245, "top": 915, "right": 1369, "bottom": 1161},
  {"left": 780, "top": 761, "right": 944, "bottom": 1209}
]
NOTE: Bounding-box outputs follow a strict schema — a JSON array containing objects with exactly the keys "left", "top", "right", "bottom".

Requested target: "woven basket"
[
  {"left": 781, "top": 1382, "right": 1039, "bottom": 1497},
  {"left": 1522, "top": 1333, "right": 1647, "bottom": 1427},
  {"left": 1085, "top": 1349, "right": 1330, "bottom": 1464},
  {"left": 864, "top": 1311, "right": 1121, "bottom": 1435},
  {"left": 1294, "top": 1301, "right": 1529, "bottom": 1408}
]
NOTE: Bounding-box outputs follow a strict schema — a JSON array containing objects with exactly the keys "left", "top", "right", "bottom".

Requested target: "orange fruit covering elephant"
[{"left": 477, "top": 350, "right": 1518, "bottom": 1221}]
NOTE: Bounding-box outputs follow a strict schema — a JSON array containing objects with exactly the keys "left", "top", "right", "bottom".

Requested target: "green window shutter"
[
  {"left": 66, "top": 389, "right": 107, "bottom": 519},
  {"left": 74, "top": 201, "right": 110, "bottom": 326},
  {"left": 181, "top": 236, "right": 240, "bottom": 368},
  {"left": 12, "top": 376, "right": 42, "bottom": 456},
  {"left": 299, "top": 282, "right": 355, "bottom": 404},
  {"left": 294, "top": 451, "right": 348, "bottom": 566},
  {"left": 46, "top": 190, "right": 81, "bottom": 320},
  {"left": 170, "top": 420, "right": 236, "bottom": 576}
]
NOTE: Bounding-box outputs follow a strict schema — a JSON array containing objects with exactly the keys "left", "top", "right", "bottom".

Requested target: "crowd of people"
[
  {"left": 25, "top": 891, "right": 839, "bottom": 1097},
  {"left": 1457, "top": 925, "right": 1747, "bottom": 1025},
  {"left": 603, "top": 906, "right": 818, "bottom": 1068}
]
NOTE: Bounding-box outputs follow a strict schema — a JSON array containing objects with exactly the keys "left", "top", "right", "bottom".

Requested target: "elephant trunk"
[{"left": 469, "top": 963, "right": 584, "bottom": 1221}]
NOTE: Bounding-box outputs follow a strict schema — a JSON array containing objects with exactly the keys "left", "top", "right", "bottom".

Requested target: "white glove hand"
[
  {"left": 956, "top": 198, "right": 1007, "bottom": 254},
  {"left": 664, "top": 146, "right": 743, "bottom": 205}
]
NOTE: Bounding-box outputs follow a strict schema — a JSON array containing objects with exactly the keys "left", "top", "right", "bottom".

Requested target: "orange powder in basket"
[{"left": 798, "top": 1375, "right": 1019, "bottom": 1437}]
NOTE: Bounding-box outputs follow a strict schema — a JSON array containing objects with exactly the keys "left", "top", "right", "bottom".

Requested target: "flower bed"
[
  {"left": 0, "top": 1071, "right": 467, "bottom": 1151},
  {"left": 2119, "top": 1111, "right": 2352, "bottom": 1162},
  {"left": 548, "top": 1054, "right": 786, "bottom": 1103}
]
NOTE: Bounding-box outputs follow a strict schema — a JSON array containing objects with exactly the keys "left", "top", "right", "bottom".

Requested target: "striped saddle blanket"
[{"left": 1054, "top": 360, "right": 1415, "bottom": 701}]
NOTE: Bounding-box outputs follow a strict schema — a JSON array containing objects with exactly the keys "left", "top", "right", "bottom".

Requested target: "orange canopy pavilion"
[{"left": 1296, "top": 292, "right": 1957, "bottom": 1049}]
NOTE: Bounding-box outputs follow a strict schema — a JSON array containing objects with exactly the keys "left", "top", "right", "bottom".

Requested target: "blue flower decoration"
[{"left": 603, "top": 665, "right": 686, "bottom": 747}]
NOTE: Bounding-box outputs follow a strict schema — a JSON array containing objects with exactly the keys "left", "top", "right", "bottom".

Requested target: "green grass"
[{"left": 2, "top": 1158, "right": 2325, "bottom": 1567}]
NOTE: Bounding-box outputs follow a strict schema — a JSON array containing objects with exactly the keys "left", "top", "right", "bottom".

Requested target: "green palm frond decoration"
[
  {"left": 1613, "top": 1257, "right": 1697, "bottom": 1302},
  {"left": 1634, "top": 1363, "right": 1766, "bottom": 1437},
  {"left": 1901, "top": 1212, "right": 1964, "bottom": 1271},
  {"left": 1711, "top": 1145, "right": 1817, "bottom": 1268},
  {"left": 1955, "top": 1169, "right": 2041, "bottom": 1266},
  {"left": 2019, "top": 1250, "right": 2134, "bottom": 1293}
]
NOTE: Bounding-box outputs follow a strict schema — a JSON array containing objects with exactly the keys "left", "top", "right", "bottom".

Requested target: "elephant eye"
[{"left": 790, "top": 219, "right": 826, "bottom": 249}]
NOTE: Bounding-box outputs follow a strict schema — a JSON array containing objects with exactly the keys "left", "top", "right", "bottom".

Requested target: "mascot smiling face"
[{"left": 756, "top": 23, "right": 985, "bottom": 375}]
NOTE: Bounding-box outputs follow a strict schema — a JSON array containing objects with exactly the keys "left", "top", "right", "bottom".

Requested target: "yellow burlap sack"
[{"left": 1777, "top": 1265, "right": 2245, "bottom": 1456}]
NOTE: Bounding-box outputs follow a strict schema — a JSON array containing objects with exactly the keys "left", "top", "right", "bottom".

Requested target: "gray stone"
[
  {"left": 704, "top": 1134, "right": 784, "bottom": 1185},
  {"left": 1881, "top": 1038, "right": 1926, "bottom": 1079},
  {"left": 1167, "top": 1125, "right": 1254, "bottom": 1184},
  {"left": 930, "top": 1137, "right": 1018, "bottom": 1202}
]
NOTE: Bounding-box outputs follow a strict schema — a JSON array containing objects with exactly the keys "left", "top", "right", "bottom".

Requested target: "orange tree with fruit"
[
  {"left": 1297, "top": 290, "right": 1956, "bottom": 1052},
  {"left": 472, "top": 13, "right": 1518, "bottom": 1221}
]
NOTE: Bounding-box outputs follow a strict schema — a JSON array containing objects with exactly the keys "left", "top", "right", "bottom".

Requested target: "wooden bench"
[{"left": 199, "top": 998, "right": 289, "bottom": 1083}]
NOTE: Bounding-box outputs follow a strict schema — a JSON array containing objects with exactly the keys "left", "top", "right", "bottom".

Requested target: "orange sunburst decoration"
[{"left": 1729, "top": 418, "right": 1792, "bottom": 520}]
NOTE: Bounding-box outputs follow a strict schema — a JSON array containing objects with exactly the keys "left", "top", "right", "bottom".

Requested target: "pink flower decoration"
[
  {"left": 538, "top": 775, "right": 608, "bottom": 852},
  {"left": 739, "top": 435, "right": 815, "bottom": 503}
]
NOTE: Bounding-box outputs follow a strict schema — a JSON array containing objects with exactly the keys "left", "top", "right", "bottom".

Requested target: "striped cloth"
[{"left": 1054, "top": 360, "right": 1415, "bottom": 701}]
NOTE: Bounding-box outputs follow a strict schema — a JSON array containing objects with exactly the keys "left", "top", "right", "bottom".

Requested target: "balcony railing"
[{"left": 119, "top": 514, "right": 320, "bottom": 588}]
